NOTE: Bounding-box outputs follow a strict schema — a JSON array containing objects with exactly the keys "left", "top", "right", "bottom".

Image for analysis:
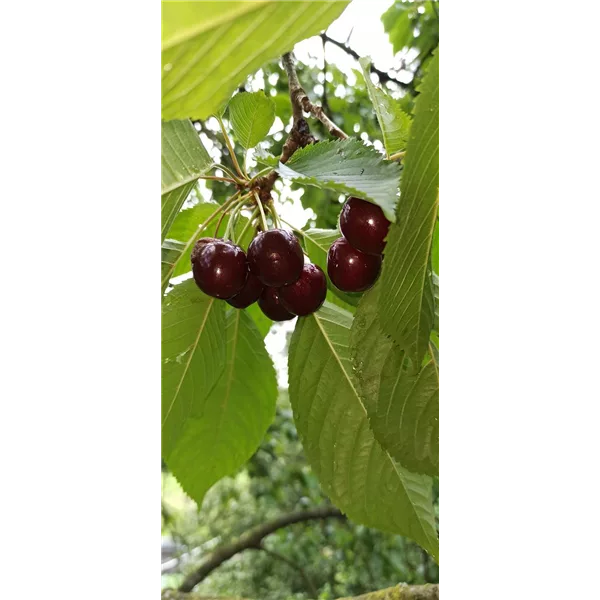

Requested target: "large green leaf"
[
  {"left": 378, "top": 50, "right": 439, "bottom": 364},
  {"left": 350, "top": 285, "right": 439, "bottom": 476},
  {"left": 302, "top": 228, "right": 360, "bottom": 308},
  {"left": 359, "top": 56, "right": 412, "bottom": 156},
  {"left": 228, "top": 91, "right": 275, "bottom": 149},
  {"left": 161, "top": 120, "right": 212, "bottom": 241},
  {"left": 162, "top": 281, "right": 226, "bottom": 456},
  {"left": 161, "top": 1, "right": 350, "bottom": 120},
  {"left": 288, "top": 302, "right": 439, "bottom": 559},
  {"left": 165, "top": 309, "right": 277, "bottom": 506},
  {"left": 277, "top": 139, "right": 401, "bottom": 222}
]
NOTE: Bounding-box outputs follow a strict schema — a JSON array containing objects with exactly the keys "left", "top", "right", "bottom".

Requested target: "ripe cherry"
[
  {"left": 191, "top": 239, "right": 248, "bottom": 299},
  {"left": 339, "top": 197, "right": 390, "bottom": 255},
  {"left": 279, "top": 264, "right": 327, "bottom": 316},
  {"left": 226, "top": 271, "right": 264, "bottom": 309},
  {"left": 327, "top": 237, "right": 382, "bottom": 292},
  {"left": 248, "top": 229, "right": 304, "bottom": 287},
  {"left": 258, "top": 287, "right": 295, "bottom": 321}
]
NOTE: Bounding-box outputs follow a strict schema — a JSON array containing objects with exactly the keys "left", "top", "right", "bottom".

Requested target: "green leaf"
[
  {"left": 254, "top": 145, "right": 280, "bottom": 168},
  {"left": 302, "top": 228, "right": 360, "bottom": 308},
  {"left": 161, "top": 239, "right": 187, "bottom": 294},
  {"left": 276, "top": 139, "right": 401, "bottom": 223},
  {"left": 288, "top": 302, "right": 439, "bottom": 559},
  {"left": 229, "top": 91, "right": 275, "bottom": 149},
  {"left": 162, "top": 120, "right": 212, "bottom": 241},
  {"left": 165, "top": 309, "right": 277, "bottom": 506},
  {"left": 245, "top": 303, "right": 273, "bottom": 338},
  {"left": 359, "top": 56, "right": 412, "bottom": 156},
  {"left": 378, "top": 50, "right": 439, "bottom": 365},
  {"left": 350, "top": 284, "right": 439, "bottom": 476},
  {"left": 431, "top": 220, "right": 439, "bottom": 274},
  {"left": 161, "top": 1, "right": 350, "bottom": 120},
  {"left": 162, "top": 280, "right": 226, "bottom": 456}
]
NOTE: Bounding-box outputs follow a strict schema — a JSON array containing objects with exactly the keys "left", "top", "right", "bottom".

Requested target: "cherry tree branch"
[
  {"left": 178, "top": 506, "right": 345, "bottom": 593},
  {"left": 281, "top": 52, "right": 348, "bottom": 140},
  {"left": 320, "top": 33, "right": 410, "bottom": 90}
]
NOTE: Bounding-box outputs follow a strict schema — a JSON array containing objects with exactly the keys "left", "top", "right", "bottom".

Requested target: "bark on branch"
[
  {"left": 164, "top": 583, "right": 439, "bottom": 600},
  {"left": 282, "top": 52, "right": 348, "bottom": 140},
  {"left": 178, "top": 506, "right": 345, "bottom": 593}
]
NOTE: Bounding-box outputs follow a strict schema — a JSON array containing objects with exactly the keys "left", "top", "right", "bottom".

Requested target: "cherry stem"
[
  {"left": 237, "top": 206, "right": 260, "bottom": 242},
  {"left": 217, "top": 115, "right": 245, "bottom": 179},
  {"left": 214, "top": 191, "right": 241, "bottom": 237},
  {"left": 253, "top": 191, "right": 269, "bottom": 231},
  {"left": 213, "top": 163, "right": 245, "bottom": 185},
  {"left": 279, "top": 217, "right": 305, "bottom": 238},
  {"left": 268, "top": 199, "right": 282, "bottom": 229},
  {"left": 198, "top": 175, "right": 236, "bottom": 183}
]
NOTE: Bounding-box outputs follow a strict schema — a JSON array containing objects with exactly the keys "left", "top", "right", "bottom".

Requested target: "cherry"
[
  {"left": 279, "top": 264, "right": 327, "bottom": 316},
  {"left": 226, "top": 271, "right": 264, "bottom": 309},
  {"left": 339, "top": 197, "right": 390, "bottom": 255},
  {"left": 258, "top": 287, "right": 295, "bottom": 321},
  {"left": 247, "top": 229, "right": 304, "bottom": 287},
  {"left": 191, "top": 239, "right": 248, "bottom": 299},
  {"left": 327, "top": 237, "right": 382, "bottom": 292}
]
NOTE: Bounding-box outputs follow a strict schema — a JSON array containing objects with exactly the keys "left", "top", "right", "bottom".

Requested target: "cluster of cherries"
[
  {"left": 190, "top": 196, "right": 390, "bottom": 321},
  {"left": 327, "top": 196, "right": 391, "bottom": 292},
  {"left": 191, "top": 228, "right": 327, "bottom": 321}
]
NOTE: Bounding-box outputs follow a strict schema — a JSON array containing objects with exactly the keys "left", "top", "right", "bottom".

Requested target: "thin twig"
[
  {"left": 282, "top": 52, "right": 348, "bottom": 140},
  {"left": 320, "top": 33, "right": 410, "bottom": 90}
]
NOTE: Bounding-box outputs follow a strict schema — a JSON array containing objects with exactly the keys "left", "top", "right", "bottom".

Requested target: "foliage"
[{"left": 161, "top": 2, "right": 440, "bottom": 597}]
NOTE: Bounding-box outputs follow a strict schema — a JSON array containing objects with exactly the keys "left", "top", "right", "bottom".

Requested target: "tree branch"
[
  {"left": 282, "top": 52, "right": 348, "bottom": 140},
  {"left": 258, "top": 546, "right": 318, "bottom": 598},
  {"left": 320, "top": 33, "right": 410, "bottom": 90},
  {"left": 178, "top": 506, "right": 345, "bottom": 593},
  {"left": 164, "top": 584, "right": 439, "bottom": 600}
]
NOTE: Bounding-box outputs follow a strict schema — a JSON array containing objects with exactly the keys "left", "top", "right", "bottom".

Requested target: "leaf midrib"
[{"left": 162, "top": 297, "right": 215, "bottom": 430}]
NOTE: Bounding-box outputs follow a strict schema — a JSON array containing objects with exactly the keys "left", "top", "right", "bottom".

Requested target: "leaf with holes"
[
  {"left": 350, "top": 284, "right": 439, "bottom": 476},
  {"left": 288, "top": 302, "right": 438, "bottom": 559},
  {"left": 228, "top": 91, "right": 275, "bottom": 149},
  {"left": 162, "top": 280, "right": 226, "bottom": 456},
  {"left": 378, "top": 50, "right": 439, "bottom": 365},
  {"left": 165, "top": 309, "right": 277, "bottom": 506},
  {"left": 161, "top": 120, "right": 212, "bottom": 242},
  {"left": 161, "top": 1, "right": 350, "bottom": 120},
  {"left": 359, "top": 56, "right": 412, "bottom": 156},
  {"left": 276, "top": 139, "right": 400, "bottom": 222}
]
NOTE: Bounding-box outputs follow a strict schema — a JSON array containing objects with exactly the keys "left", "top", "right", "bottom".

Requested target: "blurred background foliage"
[{"left": 162, "top": 2, "right": 439, "bottom": 598}]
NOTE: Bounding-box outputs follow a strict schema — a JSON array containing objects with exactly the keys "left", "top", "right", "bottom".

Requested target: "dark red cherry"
[
  {"left": 226, "top": 271, "right": 264, "bottom": 309},
  {"left": 247, "top": 229, "right": 304, "bottom": 287},
  {"left": 327, "top": 237, "right": 382, "bottom": 292},
  {"left": 258, "top": 287, "right": 295, "bottom": 321},
  {"left": 191, "top": 239, "right": 248, "bottom": 299},
  {"left": 339, "top": 197, "right": 390, "bottom": 255},
  {"left": 279, "top": 264, "right": 327, "bottom": 316}
]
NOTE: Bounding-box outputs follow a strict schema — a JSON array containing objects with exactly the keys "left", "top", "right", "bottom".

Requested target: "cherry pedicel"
[
  {"left": 247, "top": 229, "right": 304, "bottom": 287},
  {"left": 258, "top": 287, "right": 295, "bottom": 322},
  {"left": 339, "top": 197, "right": 390, "bottom": 256},
  {"left": 226, "top": 271, "right": 264, "bottom": 309},
  {"left": 191, "top": 239, "right": 248, "bottom": 299},
  {"left": 279, "top": 264, "right": 327, "bottom": 316},
  {"left": 327, "top": 237, "right": 382, "bottom": 293}
]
